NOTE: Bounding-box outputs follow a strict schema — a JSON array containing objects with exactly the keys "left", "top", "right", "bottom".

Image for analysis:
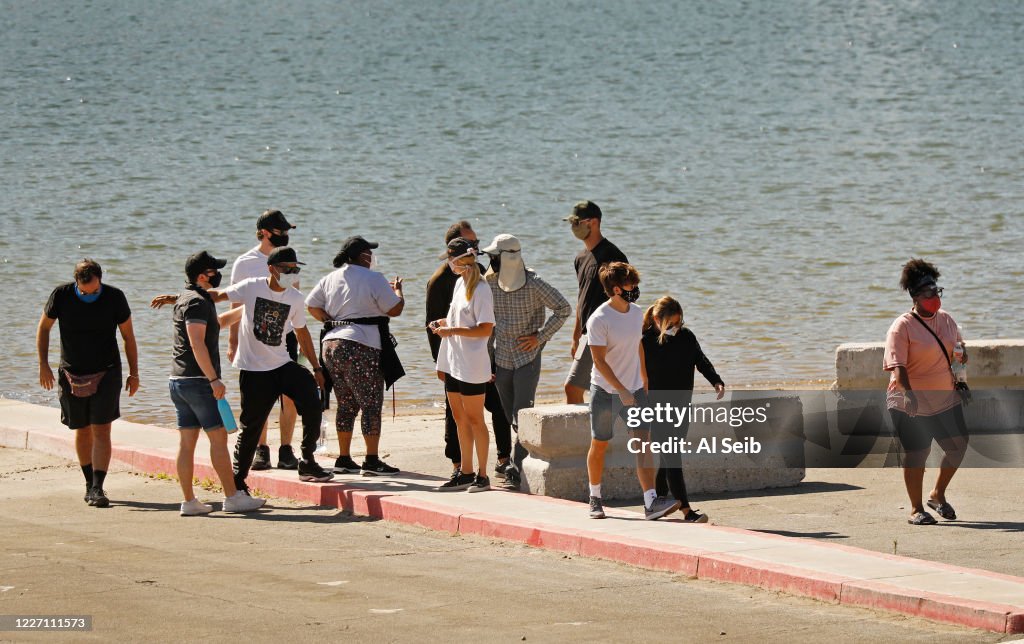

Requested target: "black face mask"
[
  {"left": 269, "top": 233, "right": 289, "bottom": 247},
  {"left": 620, "top": 286, "right": 641, "bottom": 304},
  {"left": 488, "top": 254, "right": 502, "bottom": 272},
  {"left": 207, "top": 271, "right": 223, "bottom": 288}
]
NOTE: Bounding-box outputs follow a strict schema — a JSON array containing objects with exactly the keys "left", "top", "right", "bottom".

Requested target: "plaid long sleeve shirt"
[{"left": 486, "top": 269, "right": 571, "bottom": 370}]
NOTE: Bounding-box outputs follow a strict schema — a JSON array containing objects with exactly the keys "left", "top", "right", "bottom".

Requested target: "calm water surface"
[{"left": 2, "top": 1, "right": 1022, "bottom": 425}]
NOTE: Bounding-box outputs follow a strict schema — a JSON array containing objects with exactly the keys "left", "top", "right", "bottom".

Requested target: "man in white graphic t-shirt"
[
  {"left": 205, "top": 246, "right": 335, "bottom": 490},
  {"left": 229, "top": 209, "right": 299, "bottom": 471}
]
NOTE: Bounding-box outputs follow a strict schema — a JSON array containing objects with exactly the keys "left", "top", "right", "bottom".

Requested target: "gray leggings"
[{"left": 494, "top": 354, "right": 542, "bottom": 467}]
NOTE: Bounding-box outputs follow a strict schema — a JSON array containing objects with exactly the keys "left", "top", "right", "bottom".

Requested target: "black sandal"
[
  {"left": 908, "top": 510, "right": 938, "bottom": 525},
  {"left": 926, "top": 499, "right": 957, "bottom": 521}
]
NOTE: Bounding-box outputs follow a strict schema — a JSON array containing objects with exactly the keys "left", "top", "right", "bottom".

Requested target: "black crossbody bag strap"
[{"left": 909, "top": 312, "right": 955, "bottom": 385}]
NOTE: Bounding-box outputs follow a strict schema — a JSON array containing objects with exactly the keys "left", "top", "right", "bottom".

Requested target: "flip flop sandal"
[
  {"left": 926, "top": 500, "right": 957, "bottom": 521},
  {"left": 908, "top": 511, "right": 938, "bottom": 525}
]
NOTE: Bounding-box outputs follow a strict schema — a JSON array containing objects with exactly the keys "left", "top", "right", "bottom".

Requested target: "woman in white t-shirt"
[{"left": 431, "top": 238, "right": 496, "bottom": 492}]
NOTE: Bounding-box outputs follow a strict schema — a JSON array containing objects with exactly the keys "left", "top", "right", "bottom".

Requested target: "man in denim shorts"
[
  {"left": 585, "top": 261, "right": 679, "bottom": 521},
  {"left": 167, "top": 251, "right": 264, "bottom": 515}
]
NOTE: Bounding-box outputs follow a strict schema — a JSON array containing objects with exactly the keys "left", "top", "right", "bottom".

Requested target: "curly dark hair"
[{"left": 899, "top": 258, "right": 940, "bottom": 294}]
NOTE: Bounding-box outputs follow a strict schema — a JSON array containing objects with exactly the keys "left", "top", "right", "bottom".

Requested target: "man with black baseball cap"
[
  {"left": 228, "top": 209, "right": 301, "bottom": 471},
  {"left": 562, "top": 201, "right": 628, "bottom": 404},
  {"left": 167, "top": 251, "right": 265, "bottom": 514}
]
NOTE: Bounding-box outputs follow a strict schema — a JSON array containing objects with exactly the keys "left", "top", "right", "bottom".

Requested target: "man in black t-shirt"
[
  {"left": 167, "top": 251, "right": 265, "bottom": 515},
  {"left": 563, "top": 201, "right": 628, "bottom": 404},
  {"left": 36, "top": 259, "right": 139, "bottom": 509}
]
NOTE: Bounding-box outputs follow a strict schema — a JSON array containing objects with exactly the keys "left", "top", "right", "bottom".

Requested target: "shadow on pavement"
[
  {"left": 753, "top": 529, "right": 849, "bottom": 539},
  {"left": 938, "top": 520, "right": 1024, "bottom": 533}
]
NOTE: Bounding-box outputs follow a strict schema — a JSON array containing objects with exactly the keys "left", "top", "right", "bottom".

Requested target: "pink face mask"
[
  {"left": 918, "top": 296, "right": 941, "bottom": 314},
  {"left": 447, "top": 258, "right": 469, "bottom": 275}
]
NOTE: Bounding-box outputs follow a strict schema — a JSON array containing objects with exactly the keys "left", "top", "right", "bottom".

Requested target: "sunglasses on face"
[
  {"left": 274, "top": 265, "right": 301, "bottom": 274},
  {"left": 918, "top": 286, "right": 944, "bottom": 298}
]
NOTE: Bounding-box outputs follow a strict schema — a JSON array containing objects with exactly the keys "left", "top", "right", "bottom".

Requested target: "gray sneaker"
[
  {"left": 644, "top": 496, "right": 681, "bottom": 521},
  {"left": 589, "top": 496, "right": 606, "bottom": 519}
]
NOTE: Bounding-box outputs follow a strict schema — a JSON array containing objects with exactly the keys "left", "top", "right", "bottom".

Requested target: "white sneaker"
[
  {"left": 180, "top": 498, "right": 214, "bottom": 516},
  {"left": 223, "top": 491, "right": 266, "bottom": 513}
]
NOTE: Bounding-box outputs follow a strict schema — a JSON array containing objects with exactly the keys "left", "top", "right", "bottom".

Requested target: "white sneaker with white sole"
[
  {"left": 223, "top": 491, "right": 266, "bottom": 513},
  {"left": 180, "top": 498, "right": 214, "bottom": 516}
]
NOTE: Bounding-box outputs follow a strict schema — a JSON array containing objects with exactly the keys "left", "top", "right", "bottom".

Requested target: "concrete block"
[
  {"left": 835, "top": 339, "right": 1024, "bottom": 390},
  {"left": 518, "top": 396, "right": 806, "bottom": 502}
]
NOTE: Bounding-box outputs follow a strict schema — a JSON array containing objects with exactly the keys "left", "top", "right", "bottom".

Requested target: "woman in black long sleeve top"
[{"left": 642, "top": 296, "right": 725, "bottom": 523}]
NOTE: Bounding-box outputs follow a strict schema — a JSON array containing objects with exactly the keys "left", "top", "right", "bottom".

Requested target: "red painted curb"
[
  {"left": 376, "top": 495, "right": 463, "bottom": 533},
  {"left": 697, "top": 552, "right": 849, "bottom": 603},
  {"left": 841, "top": 580, "right": 1023, "bottom": 634},
  {"left": 579, "top": 533, "right": 702, "bottom": 577},
  {"left": 458, "top": 512, "right": 584, "bottom": 554}
]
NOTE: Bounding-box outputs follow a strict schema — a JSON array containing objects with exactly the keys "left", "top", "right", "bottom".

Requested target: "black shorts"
[
  {"left": 889, "top": 404, "right": 968, "bottom": 454},
  {"left": 58, "top": 365, "right": 122, "bottom": 430},
  {"left": 444, "top": 374, "right": 487, "bottom": 396}
]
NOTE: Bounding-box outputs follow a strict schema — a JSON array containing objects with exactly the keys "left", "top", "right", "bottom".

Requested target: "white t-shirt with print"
[
  {"left": 232, "top": 245, "right": 295, "bottom": 333},
  {"left": 225, "top": 277, "right": 307, "bottom": 372},
  {"left": 435, "top": 278, "right": 496, "bottom": 385},
  {"left": 587, "top": 301, "right": 644, "bottom": 394},
  {"left": 305, "top": 264, "right": 401, "bottom": 350}
]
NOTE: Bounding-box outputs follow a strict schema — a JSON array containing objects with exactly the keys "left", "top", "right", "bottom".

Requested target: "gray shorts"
[{"left": 564, "top": 342, "right": 593, "bottom": 390}]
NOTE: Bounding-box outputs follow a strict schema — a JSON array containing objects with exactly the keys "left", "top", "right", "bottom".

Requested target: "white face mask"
[
  {"left": 663, "top": 327, "right": 679, "bottom": 337},
  {"left": 360, "top": 251, "right": 378, "bottom": 271},
  {"left": 277, "top": 272, "right": 300, "bottom": 290}
]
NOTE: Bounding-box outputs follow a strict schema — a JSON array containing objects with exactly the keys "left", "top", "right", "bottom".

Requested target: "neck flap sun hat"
[{"left": 482, "top": 233, "right": 527, "bottom": 292}]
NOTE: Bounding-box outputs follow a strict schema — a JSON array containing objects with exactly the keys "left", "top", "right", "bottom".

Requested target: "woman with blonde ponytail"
[
  {"left": 431, "top": 237, "right": 496, "bottom": 492},
  {"left": 642, "top": 296, "right": 725, "bottom": 523}
]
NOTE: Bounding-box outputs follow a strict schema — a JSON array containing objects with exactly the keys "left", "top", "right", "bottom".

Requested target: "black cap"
[
  {"left": 266, "top": 246, "right": 305, "bottom": 265},
  {"left": 256, "top": 209, "right": 295, "bottom": 232},
  {"left": 562, "top": 200, "right": 602, "bottom": 223},
  {"left": 446, "top": 237, "right": 479, "bottom": 258},
  {"left": 185, "top": 251, "right": 227, "bottom": 283},
  {"left": 339, "top": 236, "right": 378, "bottom": 259}
]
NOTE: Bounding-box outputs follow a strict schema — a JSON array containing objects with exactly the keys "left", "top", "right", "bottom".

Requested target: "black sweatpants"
[{"left": 234, "top": 362, "right": 321, "bottom": 487}]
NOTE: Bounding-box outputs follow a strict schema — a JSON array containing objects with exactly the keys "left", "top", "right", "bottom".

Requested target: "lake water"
[{"left": 3, "top": 1, "right": 1022, "bottom": 426}]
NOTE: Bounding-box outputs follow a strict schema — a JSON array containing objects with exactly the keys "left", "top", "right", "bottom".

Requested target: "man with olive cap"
[
  {"left": 482, "top": 234, "right": 570, "bottom": 489},
  {"left": 563, "top": 201, "right": 628, "bottom": 405}
]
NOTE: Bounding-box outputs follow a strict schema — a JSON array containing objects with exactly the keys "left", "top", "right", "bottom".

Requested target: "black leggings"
[
  {"left": 653, "top": 420, "right": 690, "bottom": 507},
  {"left": 235, "top": 362, "right": 322, "bottom": 487}
]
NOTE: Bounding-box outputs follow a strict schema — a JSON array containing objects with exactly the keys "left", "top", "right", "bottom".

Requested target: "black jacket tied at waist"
[{"left": 320, "top": 316, "right": 405, "bottom": 390}]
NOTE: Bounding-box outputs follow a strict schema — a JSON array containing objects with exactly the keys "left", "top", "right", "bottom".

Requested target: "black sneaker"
[
  {"left": 277, "top": 445, "right": 298, "bottom": 470},
  {"left": 89, "top": 487, "right": 110, "bottom": 508},
  {"left": 361, "top": 459, "right": 400, "bottom": 476},
  {"left": 437, "top": 471, "right": 474, "bottom": 491},
  {"left": 332, "top": 456, "right": 361, "bottom": 474},
  {"left": 682, "top": 509, "right": 709, "bottom": 523},
  {"left": 589, "top": 496, "right": 605, "bottom": 519},
  {"left": 495, "top": 459, "right": 510, "bottom": 476},
  {"left": 467, "top": 474, "right": 490, "bottom": 493},
  {"left": 502, "top": 467, "right": 522, "bottom": 491},
  {"left": 251, "top": 445, "right": 272, "bottom": 471},
  {"left": 298, "top": 459, "right": 335, "bottom": 483}
]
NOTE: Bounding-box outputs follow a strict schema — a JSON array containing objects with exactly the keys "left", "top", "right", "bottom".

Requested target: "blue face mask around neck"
[{"left": 75, "top": 284, "right": 102, "bottom": 303}]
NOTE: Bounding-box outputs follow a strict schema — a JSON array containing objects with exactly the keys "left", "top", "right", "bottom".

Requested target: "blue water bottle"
[{"left": 217, "top": 397, "right": 238, "bottom": 433}]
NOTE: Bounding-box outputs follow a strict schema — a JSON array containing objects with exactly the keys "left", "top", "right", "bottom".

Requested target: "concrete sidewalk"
[{"left": 2, "top": 399, "right": 1022, "bottom": 635}]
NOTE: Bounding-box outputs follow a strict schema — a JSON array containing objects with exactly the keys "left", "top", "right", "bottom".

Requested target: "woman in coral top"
[{"left": 884, "top": 258, "right": 969, "bottom": 525}]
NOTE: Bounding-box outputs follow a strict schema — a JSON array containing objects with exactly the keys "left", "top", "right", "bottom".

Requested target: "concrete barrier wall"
[
  {"left": 518, "top": 396, "right": 806, "bottom": 502},
  {"left": 835, "top": 339, "right": 1024, "bottom": 390}
]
